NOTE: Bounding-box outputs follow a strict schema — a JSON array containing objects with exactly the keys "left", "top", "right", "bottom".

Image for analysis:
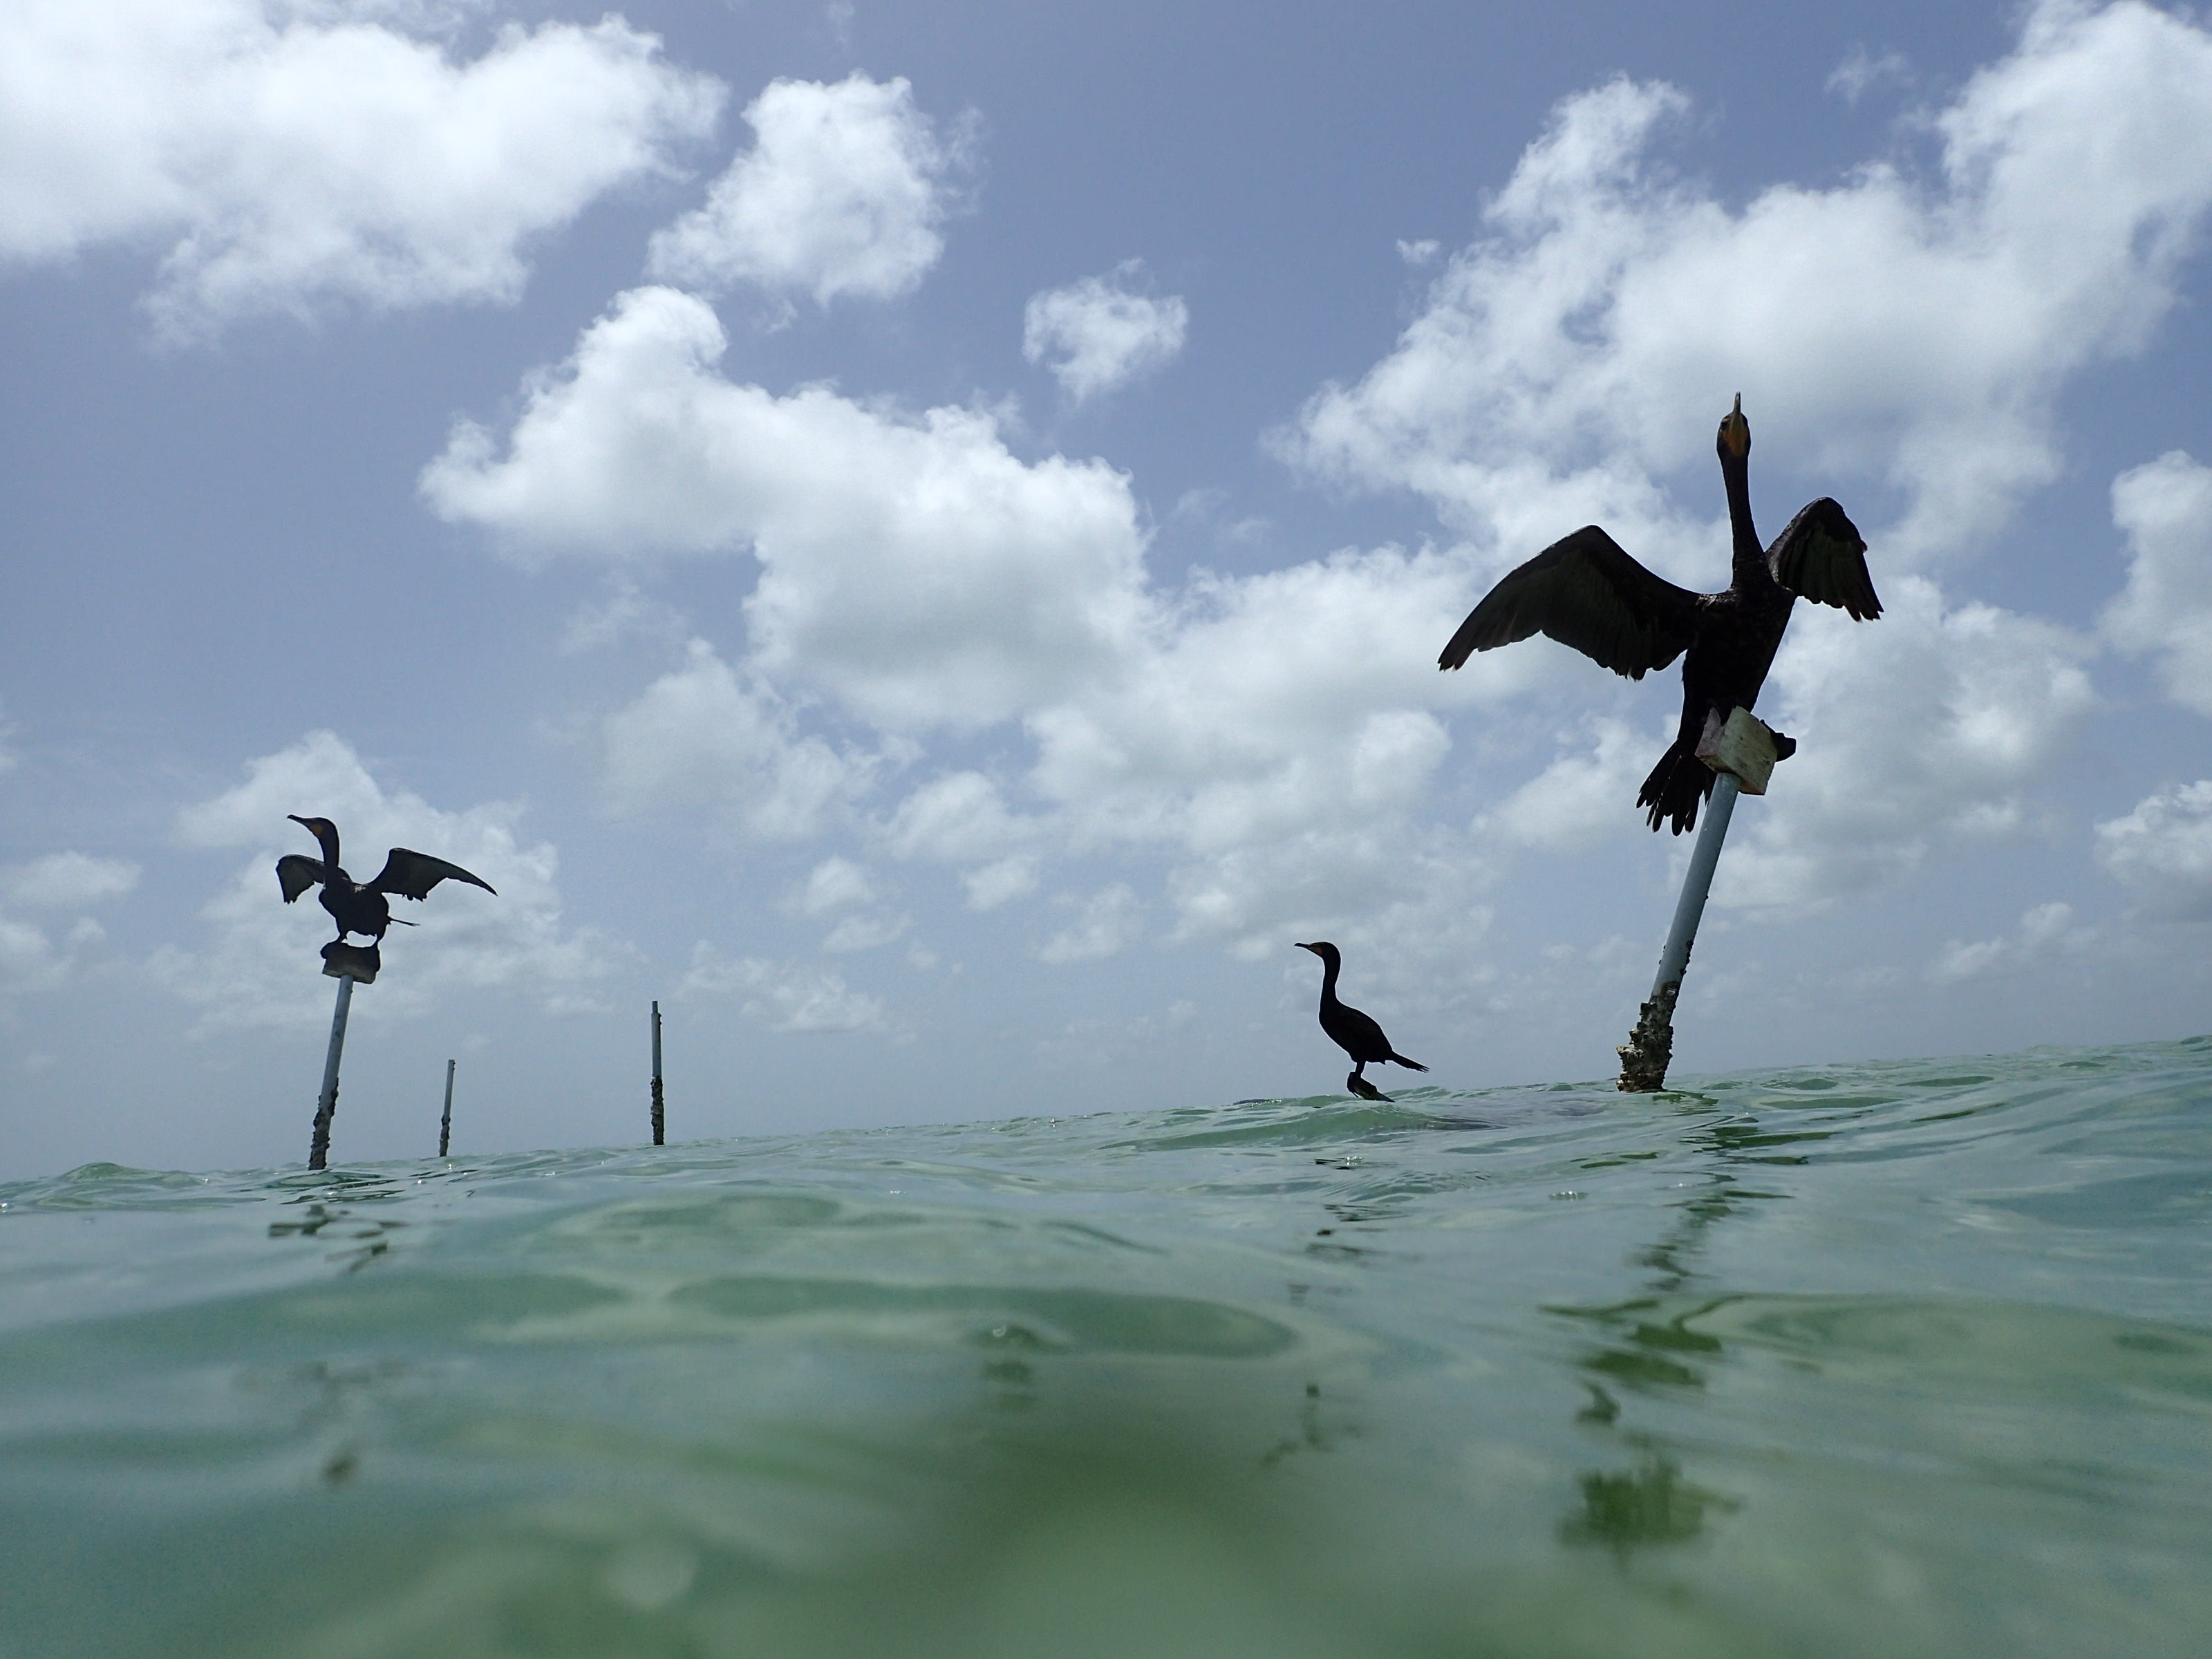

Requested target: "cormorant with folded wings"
[
  {"left": 276, "top": 815, "right": 496, "bottom": 946},
  {"left": 1438, "top": 397, "right": 1881, "bottom": 833},
  {"left": 1295, "top": 941, "right": 1427, "bottom": 1100}
]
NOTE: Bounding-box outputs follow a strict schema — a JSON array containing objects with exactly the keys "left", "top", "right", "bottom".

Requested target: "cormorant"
[
  {"left": 277, "top": 815, "right": 495, "bottom": 945},
  {"left": 1295, "top": 941, "right": 1427, "bottom": 1095},
  {"left": 1437, "top": 396, "right": 1881, "bottom": 833}
]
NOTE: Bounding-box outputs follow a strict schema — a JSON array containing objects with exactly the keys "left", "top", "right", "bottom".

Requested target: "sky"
[{"left": 3, "top": 0, "right": 2211, "bottom": 1179}]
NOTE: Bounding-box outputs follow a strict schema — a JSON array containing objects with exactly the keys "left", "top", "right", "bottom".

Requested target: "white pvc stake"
[
  {"left": 307, "top": 976, "right": 355, "bottom": 1170},
  {"left": 1618, "top": 772, "right": 1742, "bottom": 1092}
]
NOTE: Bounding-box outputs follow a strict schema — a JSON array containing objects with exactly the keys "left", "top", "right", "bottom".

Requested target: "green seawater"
[{"left": 3, "top": 1038, "right": 2211, "bottom": 1658}]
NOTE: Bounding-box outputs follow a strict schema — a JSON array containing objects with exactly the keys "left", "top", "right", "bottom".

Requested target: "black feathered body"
[
  {"left": 1637, "top": 472, "right": 1802, "bottom": 831},
  {"left": 1438, "top": 401, "right": 1879, "bottom": 835},
  {"left": 1297, "top": 941, "right": 1427, "bottom": 1082},
  {"left": 280, "top": 851, "right": 401, "bottom": 941},
  {"left": 277, "top": 816, "right": 495, "bottom": 945},
  {"left": 319, "top": 869, "right": 394, "bottom": 943},
  {"left": 1320, "top": 995, "right": 1398, "bottom": 1069}
]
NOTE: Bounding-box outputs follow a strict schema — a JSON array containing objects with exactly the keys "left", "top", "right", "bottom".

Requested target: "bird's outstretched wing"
[
  {"left": 368, "top": 849, "right": 496, "bottom": 902},
  {"left": 1768, "top": 498, "right": 1880, "bottom": 619},
  {"left": 1438, "top": 525, "right": 1704, "bottom": 677},
  {"left": 276, "top": 854, "right": 326, "bottom": 903}
]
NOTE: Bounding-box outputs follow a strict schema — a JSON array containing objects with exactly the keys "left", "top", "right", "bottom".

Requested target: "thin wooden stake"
[
  {"left": 307, "top": 976, "right": 355, "bottom": 1170},
  {"left": 650, "top": 1000, "right": 665, "bottom": 1146},
  {"left": 438, "top": 1057, "right": 455, "bottom": 1158}
]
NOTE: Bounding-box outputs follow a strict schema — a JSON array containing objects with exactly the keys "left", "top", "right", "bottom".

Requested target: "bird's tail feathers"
[
  {"left": 1389, "top": 1053, "right": 1428, "bottom": 1072},
  {"left": 1637, "top": 739, "right": 1715, "bottom": 835}
]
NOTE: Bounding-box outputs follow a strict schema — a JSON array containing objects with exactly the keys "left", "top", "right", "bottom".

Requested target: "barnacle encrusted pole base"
[
  {"left": 1617, "top": 706, "right": 1782, "bottom": 1093},
  {"left": 1617, "top": 980, "right": 1681, "bottom": 1092}
]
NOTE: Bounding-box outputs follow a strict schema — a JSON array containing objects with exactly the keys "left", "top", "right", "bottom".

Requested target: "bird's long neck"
[
  {"left": 1315, "top": 956, "right": 1341, "bottom": 1004},
  {"left": 1721, "top": 449, "right": 1764, "bottom": 586}
]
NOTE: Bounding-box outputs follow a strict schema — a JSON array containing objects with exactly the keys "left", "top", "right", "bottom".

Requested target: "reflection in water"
[
  {"left": 1550, "top": 1096, "right": 1826, "bottom": 1552},
  {"left": 1560, "top": 1456, "right": 1736, "bottom": 1554},
  {"left": 1259, "top": 1382, "right": 1343, "bottom": 1468},
  {"left": 1631, "top": 1108, "right": 1809, "bottom": 1293},
  {"left": 1575, "top": 1383, "right": 1620, "bottom": 1425},
  {"left": 267, "top": 1201, "right": 402, "bottom": 1271}
]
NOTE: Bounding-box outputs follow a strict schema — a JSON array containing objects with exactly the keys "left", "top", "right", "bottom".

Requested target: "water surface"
[{"left": 3, "top": 1038, "right": 2209, "bottom": 1657}]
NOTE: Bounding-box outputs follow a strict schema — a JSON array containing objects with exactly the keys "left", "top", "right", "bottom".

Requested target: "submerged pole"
[
  {"left": 650, "top": 1000, "right": 665, "bottom": 1146},
  {"left": 438, "top": 1058, "right": 455, "bottom": 1158},
  {"left": 308, "top": 976, "right": 355, "bottom": 1170}
]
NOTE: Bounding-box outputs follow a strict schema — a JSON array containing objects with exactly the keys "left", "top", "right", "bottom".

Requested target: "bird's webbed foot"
[
  {"left": 1346, "top": 1071, "right": 1391, "bottom": 1103},
  {"left": 1770, "top": 730, "right": 1798, "bottom": 762}
]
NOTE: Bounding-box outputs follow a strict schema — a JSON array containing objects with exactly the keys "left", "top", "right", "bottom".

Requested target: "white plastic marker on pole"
[
  {"left": 1617, "top": 707, "right": 1783, "bottom": 1092},
  {"left": 307, "top": 977, "right": 355, "bottom": 1170}
]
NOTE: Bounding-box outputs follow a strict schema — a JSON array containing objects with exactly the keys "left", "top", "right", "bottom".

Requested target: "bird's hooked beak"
[
  {"left": 288, "top": 815, "right": 339, "bottom": 861},
  {"left": 1294, "top": 942, "right": 1320, "bottom": 955},
  {"left": 1718, "top": 393, "right": 1750, "bottom": 460}
]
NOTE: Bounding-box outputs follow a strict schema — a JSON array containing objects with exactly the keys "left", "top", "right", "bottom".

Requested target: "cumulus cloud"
[
  {"left": 1173, "top": 828, "right": 1497, "bottom": 978},
  {"left": 559, "top": 581, "right": 689, "bottom": 656},
  {"left": 427, "top": 282, "right": 1509, "bottom": 944},
  {"left": 884, "top": 772, "right": 1035, "bottom": 861},
  {"left": 1480, "top": 718, "right": 1655, "bottom": 850},
  {"left": 2, "top": 852, "right": 140, "bottom": 909},
  {"left": 0, "top": 916, "right": 100, "bottom": 1000},
  {"left": 0, "top": 0, "right": 721, "bottom": 339},
  {"left": 1456, "top": 575, "right": 2101, "bottom": 915},
  {"left": 1716, "top": 579, "right": 2096, "bottom": 911},
  {"left": 1927, "top": 900, "right": 2086, "bottom": 983},
  {"left": 598, "top": 639, "right": 879, "bottom": 838},
  {"left": 153, "top": 730, "right": 617, "bottom": 1030},
  {"left": 1827, "top": 46, "right": 1913, "bottom": 105},
  {"left": 820, "top": 912, "right": 908, "bottom": 953},
  {"left": 2097, "top": 780, "right": 2212, "bottom": 917},
  {"left": 422, "top": 4, "right": 2210, "bottom": 981},
  {"left": 0, "top": 853, "right": 136, "bottom": 998},
  {"left": 1037, "top": 883, "right": 1143, "bottom": 964},
  {"left": 646, "top": 73, "right": 969, "bottom": 306},
  {"left": 1025, "top": 547, "right": 1481, "bottom": 855},
  {"left": 961, "top": 856, "right": 1041, "bottom": 912},
  {"left": 423, "top": 286, "right": 1153, "bottom": 729},
  {"left": 2106, "top": 451, "right": 2212, "bottom": 718},
  {"left": 789, "top": 856, "right": 908, "bottom": 950},
  {"left": 879, "top": 774, "right": 1044, "bottom": 910},
  {"left": 793, "top": 855, "right": 875, "bottom": 915},
  {"left": 677, "top": 944, "right": 897, "bottom": 1033},
  {"left": 1022, "top": 261, "right": 1188, "bottom": 402},
  {"left": 1287, "top": 0, "right": 2212, "bottom": 570}
]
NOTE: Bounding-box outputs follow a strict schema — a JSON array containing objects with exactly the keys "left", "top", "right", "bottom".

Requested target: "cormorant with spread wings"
[
  {"left": 277, "top": 815, "right": 496, "bottom": 945},
  {"left": 1438, "top": 397, "right": 1881, "bottom": 832}
]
